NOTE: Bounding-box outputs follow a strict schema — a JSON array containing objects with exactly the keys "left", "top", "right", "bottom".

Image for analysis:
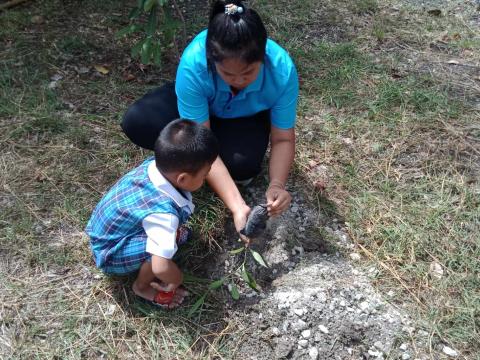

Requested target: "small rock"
[
  {"left": 275, "top": 340, "right": 293, "bottom": 359},
  {"left": 77, "top": 66, "right": 90, "bottom": 74},
  {"left": 429, "top": 262, "right": 444, "bottom": 279},
  {"left": 318, "top": 325, "right": 329, "bottom": 334},
  {"left": 105, "top": 304, "right": 116, "bottom": 316},
  {"left": 292, "top": 319, "right": 308, "bottom": 331},
  {"left": 399, "top": 343, "right": 408, "bottom": 351},
  {"left": 298, "top": 339, "right": 309, "bottom": 348},
  {"left": 301, "top": 329, "right": 311, "bottom": 339},
  {"left": 442, "top": 346, "right": 458, "bottom": 357},
  {"left": 294, "top": 308, "right": 305, "bottom": 316},
  {"left": 350, "top": 252, "right": 361, "bottom": 261},
  {"left": 308, "top": 347, "right": 319, "bottom": 359},
  {"left": 359, "top": 301, "right": 369, "bottom": 312},
  {"left": 31, "top": 15, "right": 45, "bottom": 24},
  {"left": 271, "top": 327, "right": 281, "bottom": 336},
  {"left": 291, "top": 205, "right": 299, "bottom": 213},
  {"left": 402, "top": 353, "right": 411, "bottom": 360},
  {"left": 368, "top": 349, "right": 382, "bottom": 357},
  {"left": 50, "top": 74, "right": 63, "bottom": 82},
  {"left": 374, "top": 341, "right": 383, "bottom": 350},
  {"left": 293, "top": 246, "right": 305, "bottom": 256}
]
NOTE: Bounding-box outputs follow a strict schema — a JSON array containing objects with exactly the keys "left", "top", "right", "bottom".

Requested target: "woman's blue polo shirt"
[{"left": 175, "top": 30, "right": 299, "bottom": 129}]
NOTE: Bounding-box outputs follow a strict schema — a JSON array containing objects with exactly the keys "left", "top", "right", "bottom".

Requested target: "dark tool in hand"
[{"left": 240, "top": 204, "right": 269, "bottom": 238}]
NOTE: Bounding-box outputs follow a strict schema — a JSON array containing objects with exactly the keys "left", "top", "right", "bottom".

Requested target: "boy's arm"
[
  {"left": 151, "top": 255, "right": 183, "bottom": 289},
  {"left": 143, "top": 213, "right": 183, "bottom": 289}
]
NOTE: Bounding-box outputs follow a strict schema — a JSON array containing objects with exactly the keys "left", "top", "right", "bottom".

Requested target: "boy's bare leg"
[{"left": 132, "top": 261, "right": 187, "bottom": 308}]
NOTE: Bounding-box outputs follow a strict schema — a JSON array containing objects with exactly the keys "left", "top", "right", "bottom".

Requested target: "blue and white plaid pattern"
[{"left": 85, "top": 157, "right": 191, "bottom": 275}]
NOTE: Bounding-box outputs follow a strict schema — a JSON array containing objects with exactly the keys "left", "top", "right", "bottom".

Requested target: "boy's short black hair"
[
  {"left": 154, "top": 119, "right": 219, "bottom": 174},
  {"left": 206, "top": 0, "right": 267, "bottom": 68}
]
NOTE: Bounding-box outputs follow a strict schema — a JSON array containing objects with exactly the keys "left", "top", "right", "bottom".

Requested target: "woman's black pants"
[{"left": 121, "top": 82, "right": 271, "bottom": 181}]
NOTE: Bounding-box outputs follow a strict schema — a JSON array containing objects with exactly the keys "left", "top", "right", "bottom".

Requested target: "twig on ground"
[{"left": 0, "top": 0, "right": 31, "bottom": 11}]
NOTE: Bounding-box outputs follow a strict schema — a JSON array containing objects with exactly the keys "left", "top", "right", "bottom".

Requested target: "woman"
[{"left": 122, "top": 0, "right": 299, "bottom": 238}]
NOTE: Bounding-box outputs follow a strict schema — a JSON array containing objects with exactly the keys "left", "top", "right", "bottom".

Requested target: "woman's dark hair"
[
  {"left": 154, "top": 119, "right": 219, "bottom": 174},
  {"left": 206, "top": 0, "right": 267, "bottom": 68}
]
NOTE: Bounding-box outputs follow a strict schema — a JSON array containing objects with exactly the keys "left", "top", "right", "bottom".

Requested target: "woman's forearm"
[{"left": 269, "top": 128, "right": 295, "bottom": 187}]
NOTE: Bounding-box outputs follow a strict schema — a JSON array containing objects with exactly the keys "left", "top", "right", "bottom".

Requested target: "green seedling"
[{"left": 187, "top": 244, "right": 268, "bottom": 317}]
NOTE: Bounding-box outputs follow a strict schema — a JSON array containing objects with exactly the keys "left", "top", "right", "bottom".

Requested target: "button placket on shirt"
[{"left": 223, "top": 92, "right": 234, "bottom": 113}]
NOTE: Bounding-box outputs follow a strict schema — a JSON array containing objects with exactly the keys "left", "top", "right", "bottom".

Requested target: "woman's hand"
[
  {"left": 232, "top": 203, "right": 251, "bottom": 244},
  {"left": 266, "top": 182, "right": 291, "bottom": 217}
]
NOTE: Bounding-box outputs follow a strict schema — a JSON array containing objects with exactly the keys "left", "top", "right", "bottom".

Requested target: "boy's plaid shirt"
[{"left": 85, "top": 158, "right": 191, "bottom": 267}]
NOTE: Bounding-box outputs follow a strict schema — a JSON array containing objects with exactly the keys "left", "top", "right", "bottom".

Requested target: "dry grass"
[{"left": 1, "top": 0, "right": 479, "bottom": 358}]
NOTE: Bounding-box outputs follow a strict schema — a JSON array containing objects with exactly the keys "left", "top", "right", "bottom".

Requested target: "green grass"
[{"left": 1, "top": 0, "right": 479, "bottom": 358}]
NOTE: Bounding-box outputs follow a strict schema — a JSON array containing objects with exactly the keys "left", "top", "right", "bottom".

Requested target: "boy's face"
[{"left": 178, "top": 163, "right": 212, "bottom": 192}]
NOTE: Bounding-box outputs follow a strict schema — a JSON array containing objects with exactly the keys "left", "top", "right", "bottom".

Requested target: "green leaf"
[
  {"left": 250, "top": 249, "right": 268, "bottom": 268},
  {"left": 229, "top": 284, "right": 240, "bottom": 300},
  {"left": 131, "top": 39, "right": 146, "bottom": 58},
  {"left": 146, "top": 8, "right": 157, "bottom": 36},
  {"left": 128, "top": 6, "right": 142, "bottom": 19},
  {"left": 115, "top": 24, "right": 141, "bottom": 39},
  {"left": 144, "top": 0, "right": 156, "bottom": 12},
  {"left": 140, "top": 38, "right": 152, "bottom": 64},
  {"left": 229, "top": 247, "right": 246, "bottom": 255},
  {"left": 152, "top": 43, "right": 161, "bottom": 65},
  {"left": 241, "top": 264, "right": 258, "bottom": 291},
  {"left": 157, "top": 0, "right": 168, "bottom": 6},
  {"left": 208, "top": 278, "right": 224, "bottom": 290},
  {"left": 187, "top": 294, "right": 206, "bottom": 317}
]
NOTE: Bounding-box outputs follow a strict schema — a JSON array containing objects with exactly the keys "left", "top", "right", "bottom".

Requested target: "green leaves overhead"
[
  {"left": 119, "top": 0, "right": 173, "bottom": 66},
  {"left": 143, "top": 0, "right": 156, "bottom": 12}
]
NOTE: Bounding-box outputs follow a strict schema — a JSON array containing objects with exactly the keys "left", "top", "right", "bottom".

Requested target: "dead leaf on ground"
[
  {"left": 94, "top": 65, "right": 110, "bottom": 75},
  {"left": 122, "top": 73, "right": 136, "bottom": 82},
  {"left": 313, "top": 179, "right": 328, "bottom": 192}
]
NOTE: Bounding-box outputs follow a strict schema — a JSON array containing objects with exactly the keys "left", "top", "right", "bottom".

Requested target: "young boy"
[{"left": 86, "top": 119, "right": 219, "bottom": 308}]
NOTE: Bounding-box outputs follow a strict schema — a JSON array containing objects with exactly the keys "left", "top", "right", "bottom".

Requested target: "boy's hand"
[
  {"left": 232, "top": 204, "right": 251, "bottom": 244},
  {"left": 266, "top": 184, "right": 291, "bottom": 217}
]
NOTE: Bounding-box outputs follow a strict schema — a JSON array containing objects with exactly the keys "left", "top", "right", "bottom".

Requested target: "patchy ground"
[
  {"left": 208, "top": 181, "right": 458, "bottom": 360},
  {"left": 1, "top": 0, "right": 478, "bottom": 358}
]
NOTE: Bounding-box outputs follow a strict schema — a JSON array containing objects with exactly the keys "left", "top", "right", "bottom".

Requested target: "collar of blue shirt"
[{"left": 147, "top": 161, "right": 195, "bottom": 213}]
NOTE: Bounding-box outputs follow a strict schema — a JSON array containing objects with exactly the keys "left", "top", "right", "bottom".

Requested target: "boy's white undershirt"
[{"left": 142, "top": 161, "right": 195, "bottom": 260}]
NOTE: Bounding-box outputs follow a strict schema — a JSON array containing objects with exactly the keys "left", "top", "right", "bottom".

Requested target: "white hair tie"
[{"left": 225, "top": 3, "right": 244, "bottom": 15}]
